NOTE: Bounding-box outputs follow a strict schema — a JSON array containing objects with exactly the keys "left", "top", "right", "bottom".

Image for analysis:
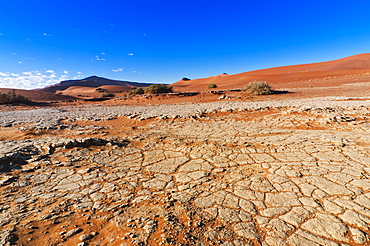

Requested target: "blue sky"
[{"left": 1, "top": 0, "right": 370, "bottom": 89}]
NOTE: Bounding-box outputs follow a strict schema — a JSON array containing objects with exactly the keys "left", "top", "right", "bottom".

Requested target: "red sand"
[{"left": 171, "top": 53, "right": 370, "bottom": 92}]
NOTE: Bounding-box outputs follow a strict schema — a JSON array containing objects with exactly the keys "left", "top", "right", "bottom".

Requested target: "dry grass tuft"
[{"left": 242, "top": 81, "right": 272, "bottom": 95}]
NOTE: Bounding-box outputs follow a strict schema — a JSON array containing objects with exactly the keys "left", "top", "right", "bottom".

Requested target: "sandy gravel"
[{"left": 2, "top": 96, "right": 370, "bottom": 127}]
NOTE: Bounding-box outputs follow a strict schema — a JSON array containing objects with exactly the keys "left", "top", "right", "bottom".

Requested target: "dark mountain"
[{"left": 36, "top": 76, "right": 156, "bottom": 93}]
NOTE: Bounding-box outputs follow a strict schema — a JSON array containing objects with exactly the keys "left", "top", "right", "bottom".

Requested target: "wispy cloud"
[
  {"left": 91, "top": 54, "right": 106, "bottom": 61},
  {"left": 112, "top": 68, "right": 124, "bottom": 72},
  {"left": 0, "top": 70, "right": 78, "bottom": 89},
  {"left": 128, "top": 53, "right": 134, "bottom": 56}
]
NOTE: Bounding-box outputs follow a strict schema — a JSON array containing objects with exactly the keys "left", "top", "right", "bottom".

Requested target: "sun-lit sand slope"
[
  {"left": 172, "top": 53, "right": 370, "bottom": 92},
  {"left": 0, "top": 88, "right": 77, "bottom": 102},
  {"left": 58, "top": 85, "right": 135, "bottom": 97}
]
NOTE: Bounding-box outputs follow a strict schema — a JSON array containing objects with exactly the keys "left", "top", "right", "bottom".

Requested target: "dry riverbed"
[{"left": 1, "top": 97, "right": 370, "bottom": 246}]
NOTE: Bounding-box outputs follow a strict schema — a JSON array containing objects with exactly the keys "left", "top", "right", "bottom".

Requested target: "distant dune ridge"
[
  {"left": 2, "top": 53, "right": 370, "bottom": 102},
  {"left": 37, "top": 75, "right": 155, "bottom": 93},
  {"left": 171, "top": 53, "right": 370, "bottom": 92}
]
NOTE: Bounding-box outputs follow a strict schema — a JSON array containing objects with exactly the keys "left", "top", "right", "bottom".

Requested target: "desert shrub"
[
  {"left": 208, "top": 83, "right": 217, "bottom": 89},
  {"left": 144, "top": 84, "right": 173, "bottom": 94},
  {"left": 182, "top": 77, "right": 191, "bottom": 81},
  {"left": 0, "top": 90, "right": 30, "bottom": 104},
  {"left": 100, "top": 92, "right": 115, "bottom": 98},
  {"left": 242, "top": 81, "right": 272, "bottom": 95},
  {"left": 129, "top": 87, "right": 144, "bottom": 95},
  {"left": 95, "top": 88, "right": 105, "bottom": 93}
]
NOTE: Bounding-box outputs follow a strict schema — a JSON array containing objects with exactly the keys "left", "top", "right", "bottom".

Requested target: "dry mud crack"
[{"left": 1, "top": 98, "right": 370, "bottom": 246}]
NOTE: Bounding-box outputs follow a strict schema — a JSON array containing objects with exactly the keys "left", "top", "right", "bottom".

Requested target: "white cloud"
[
  {"left": 0, "top": 70, "right": 76, "bottom": 89},
  {"left": 112, "top": 68, "right": 124, "bottom": 72},
  {"left": 101, "top": 52, "right": 106, "bottom": 55},
  {"left": 77, "top": 71, "right": 82, "bottom": 74},
  {"left": 42, "top": 33, "right": 53, "bottom": 36},
  {"left": 92, "top": 55, "right": 107, "bottom": 61},
  {"left": 128, "top": 53, "right": 134, "bottom": 56},
  {"left": 63, "top": 70, "right": 69, "bottom": 74}
]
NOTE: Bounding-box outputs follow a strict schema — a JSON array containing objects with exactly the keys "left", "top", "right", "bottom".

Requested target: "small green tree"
[
  {"left": 144, "top": 84, "right": 173, "bottom": 94},
  {"left": 208, "top": 83, "right": 217, "bottom": 89},
  {"left": 129, "top": 87, "right": 144, "bottom": 95}
]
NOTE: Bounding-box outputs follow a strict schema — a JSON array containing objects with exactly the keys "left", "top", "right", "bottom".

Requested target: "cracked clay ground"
[{"left": 1, "top": 102, "right": 370, "bottom": 246}]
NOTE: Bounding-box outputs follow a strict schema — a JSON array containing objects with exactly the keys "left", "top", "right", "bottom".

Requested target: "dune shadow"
[
  {"left": 272, "top": 90, "right": 292, "bottom": 95},
  {"left": 25, "top": 101, "right": 51, "bottom": 107}
]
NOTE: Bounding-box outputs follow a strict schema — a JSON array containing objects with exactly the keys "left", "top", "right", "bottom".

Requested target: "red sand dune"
[
  {"left": 0, "top": 88, "right": 77, "bottom": 102},
  {"left": 97, "top": 85, "right": 134, "bottom": 92},
  {"left": 171, "top": 53, "right": 370, "bottom": 92},
  {"left": 58, "top": 85, "right": 134, "bottom": 97}
]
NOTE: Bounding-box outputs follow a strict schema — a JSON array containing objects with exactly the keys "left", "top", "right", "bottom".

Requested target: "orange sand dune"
[
  {"left": 61, "top": 86, "right": 97, "bottom": 94},
  {"left": 97, "top": 85, "right": 134, "bottom": 92},
  {"left": 0, "top": 88, "right": 77, "bottom": 102},
  {"left": 59, "top": 85, "right": 134, "bottom": 97},
  {"left": 172, "top": 53, "right": 370, "bottom": 92}
]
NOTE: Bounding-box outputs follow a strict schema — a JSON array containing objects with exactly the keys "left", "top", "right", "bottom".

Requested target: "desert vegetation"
[
  {"left": 129, "top": 84, "right": 173, "bottom": 95},
  {"left": 144, "top": 84, "right": 173, "bottom": 94},
  {"left": 129, "top": 87, "right": 144, "bottom": 95},
  {"left": 100, "top": 92, "right": 115, "bottom": 98},
  {"left": 242, "top": 81, "right": 272, "bottom": 95},
  {"left": 0, "top": 90, "right": 30, "bottom": 104},
  {"left": 208, "top": 83, "right": 218, "bottom": 89},
  {"left": 95, "top": 88, "right": 105, "bottom": 93}
]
